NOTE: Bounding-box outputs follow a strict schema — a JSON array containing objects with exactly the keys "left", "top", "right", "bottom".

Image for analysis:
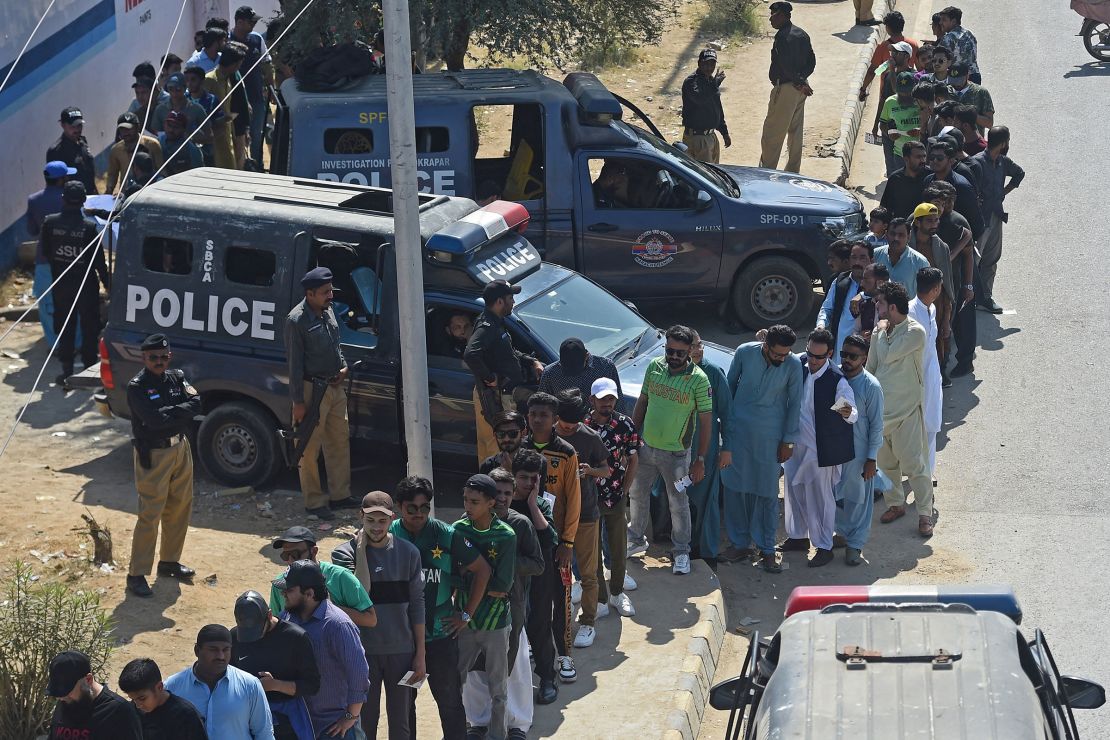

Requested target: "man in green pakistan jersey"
[
  {"left": 268, "top": 526, "right": 377, "bottom": 628},
  {"left": 390, "top": 476, "right": 491, "bottom": 740},
  {"left": 446, "top": 474, "right": 517, "bottom": 740},
  {"left": 627, "top": 325, "right": 713, "bottom": 576}
]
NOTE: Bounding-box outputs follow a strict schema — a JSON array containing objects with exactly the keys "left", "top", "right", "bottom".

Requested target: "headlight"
[{"left": 811, "top": 212, "right": 864, "bottom": 238}]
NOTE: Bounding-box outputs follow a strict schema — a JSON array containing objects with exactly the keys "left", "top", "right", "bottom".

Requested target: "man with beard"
[
  {"left": 164, "top": 625, "right": 274, "bottom": 739},
  {"left": 924, "top": 139, "right": 984, "bottom": 241},
  {"left": 277, "top": 561, "right": 369, "bottom": 740},
  {"left": 908, "top": 203, "right": 954, "bottom": 384},
  {"left": 969, "top": 126, "right": 1024, "bottom": 315},
  {"left": 47, "top": 650, "right": 142, "bottom": 739},
  {"left": 105, "top": 112, "right": 163, "bottom": 195},
  {"left": 833, "top": 335, "right": 885, "bottom": 565},
  {"left": 47, "top": 107, "right": 98, "bottom": 194},
  {"left": 851, "top": 263, "right": 890, "bottom": 341},
  {"left": 817, "top": 241, "right": 872, "bottom": 355},
  {"left": 867, "top": 282, "right": 935, "bottom": 537},
  {"left": 926, "top": 181, "right": 977, "bottom": 376},
  {"left": 480, "top": 410, "right": 544, "bottom": 481},
  {"left": 719, "top": 324, "right": 803, "bottom": 573},
  {"left": 879, "top": 140, "right": 928, "bottom": 219},
  {"left": 908, "top": 268, "right": 945, "bottom": 473},
  {"left": 874, "top": 218, "right": 930, "bottom": 297}
]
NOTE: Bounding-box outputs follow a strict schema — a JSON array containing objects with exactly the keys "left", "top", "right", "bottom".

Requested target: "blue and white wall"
[{"left": 0, "top": 0, "right": 279, "bottom": 268}]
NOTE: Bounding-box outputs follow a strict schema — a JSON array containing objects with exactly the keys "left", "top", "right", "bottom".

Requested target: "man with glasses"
[
  {"left": 833, "top": 335, "right": 885, "bottom": 565},
  {"left": 269, "top": 526, "right": 377, "bottom": 628},
  {"left": 924, "top": 140, "right": 984, "bottom": 241},
  {"left": 719, "top": 325, "right": 802, "bottom": 573},
  {"left": 126, "top": 334, "right": 201, "bottom": 597},
  {"left": 628, "top": 325, "right": 713, "bottom": 576}
]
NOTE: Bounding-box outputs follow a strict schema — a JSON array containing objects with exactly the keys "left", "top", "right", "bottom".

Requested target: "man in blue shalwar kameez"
[
  {"left": 719, "top": 325, "right": 803, "bottom": 573},
  {"left": 833, "top": 334, "right": 886, "bottom": 565}
]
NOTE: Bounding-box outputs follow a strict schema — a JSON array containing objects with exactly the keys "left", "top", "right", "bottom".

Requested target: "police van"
[
  {"left": 273, "top": 69, "right": 867, "bottom": 329},
  {"left": 84, "top": 168, "right": 732, "bottom": 487},
  {"left": 711, "top": 585, "right": 1106, "bottom": 739}
]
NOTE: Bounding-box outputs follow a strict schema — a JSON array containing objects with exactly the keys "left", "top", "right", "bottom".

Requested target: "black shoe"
[
  {"left": 862, "top": 18, "right": 882, "bottom": 25},
  {"left": 157, "top": 561, "right": 195, "bottom": 580},
  {"left": 845, "top": 548, "right": 863, "bottom": 566},
  {"left": 777, "top": 537, "right": 809, "bottom": 552},
  {"left": 127, "top": 575, "right": 153, "bottom": 597},
  {"left": 761, "top": 553, "right": 783, "bottom": 573},
  {"left": 55, "top": 372, "right": 72, "bottom": 389},
  {"left": 978, "top": 298, "right": 1004, "bottom": 314},
  {"left": 951, "top": 361, "right": 974, "bottom": 377},
  {"left": 832, "top": 534, "right": 848, "bottom": 549},
  {"left": 508, "top": 729, "right": 528, "bottom": 740},
  {"left": 807, "top": 548, "right": 834, "bottom": 567},
  {"left": 941, "top": 372, "right": 953, "bottom": 388},
  {"left": 305, "top": 506, "right": 336, "bottom": 520},
  {"left": 536, "top": 678, "right": 558, "bottom": 704},
  {"left": 329, "top": 496, "right": 361, "bottom": 510},
  {"left": 465, "top": 727, "right": 488, "bottom": 740}
]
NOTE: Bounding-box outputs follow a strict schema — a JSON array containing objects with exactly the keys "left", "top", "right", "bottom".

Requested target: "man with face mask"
[
  {"left": 968, "top": 126, "right": 1024, "bottom": 315},
  {"left": 719, "top": 324, "right": 803, "bottom": 573},
  {"left": 47, "top": 650, "right": 142, "bottom": 739}
]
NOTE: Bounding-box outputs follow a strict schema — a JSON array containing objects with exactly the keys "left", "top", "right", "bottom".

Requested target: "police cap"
[
  {"left": 141, "top": 333, "right": 169, "bottom": 351},
  {"left": 481, "top": 279, "right": 521, "bottom": 304},
  {"left": 62, "top": 181, "right": 87, "bottom": 205},
  {"left": 300, "top": 266, "right": 334, "bottom": 290}
]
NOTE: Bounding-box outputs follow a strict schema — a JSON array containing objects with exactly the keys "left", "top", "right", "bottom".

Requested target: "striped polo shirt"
[{"left": 640, "top": 357, "right": 712, "bottom": 451}]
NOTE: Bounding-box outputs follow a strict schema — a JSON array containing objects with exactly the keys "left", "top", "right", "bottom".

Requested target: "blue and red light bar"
[
  {"left": 784, "top": 584, "right": 1023, "bottom": 624},
  {"left": 426, "top": 200, "right": 531, "bottom": 256}
]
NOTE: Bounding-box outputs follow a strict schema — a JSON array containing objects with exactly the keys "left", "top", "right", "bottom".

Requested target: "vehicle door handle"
[{"left": 588, "top": 223, "right": 619, "bottom": 233}]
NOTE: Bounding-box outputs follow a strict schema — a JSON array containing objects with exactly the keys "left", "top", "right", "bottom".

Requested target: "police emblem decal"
[{"left": 631, "top": 229, "right": 678, "bottom": 268}]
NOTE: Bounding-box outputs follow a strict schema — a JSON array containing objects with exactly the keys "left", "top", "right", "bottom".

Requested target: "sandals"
[{"left": 880, "top": 505, "right": 906, "bottom": 524}]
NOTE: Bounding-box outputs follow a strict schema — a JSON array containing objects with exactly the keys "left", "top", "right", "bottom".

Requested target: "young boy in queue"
[{"left": 117, "top": 658, "right": 207, "bottom": 740}]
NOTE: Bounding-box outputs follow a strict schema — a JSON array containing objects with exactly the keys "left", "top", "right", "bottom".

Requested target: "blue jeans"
[{"left": 628, "top": 444, "right": 692, "bottom": 554}]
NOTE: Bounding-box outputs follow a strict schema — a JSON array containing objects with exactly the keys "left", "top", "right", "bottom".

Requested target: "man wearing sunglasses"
[
  {"left": 833, "top": 335, "right": 885, "bottom": 565},
  {"left": 126, "top": 334, "right": 201, "bottom": 597},
  {"left": 923, "top": 139, "right": 984, "bottom": 241},
  {"left": 269, "top": 526, "right": 377, "bottom": 629}
]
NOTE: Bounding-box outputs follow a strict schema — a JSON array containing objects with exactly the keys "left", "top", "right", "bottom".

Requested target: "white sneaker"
[
  {"left": 573, "top": 625, "right": 596, "bottom": 648},
  {"left": 626, "top": 536, "right": 647, "bottom": 557},
  {"left": 610, "top": 592, "right": 636, "bottom": 617},
  {"left": 570, "top": 581, "right": 582, "bottom": 604},
  {"left": 557, "top": 655, "right": 577, "bottom": 682},
  {"left": 594, "top": 602, "right": 610, "bottom": 619},
  {"left": 673, "top": 553, "right": 691, "bottom": 575},
  {"left": 623, "top": 573, "right": 638, "bottom": 591}
]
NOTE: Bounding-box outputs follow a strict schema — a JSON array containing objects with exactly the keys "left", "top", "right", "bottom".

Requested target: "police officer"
[
  {"left": 681, "top": 49, "right": 731, "bottom": 163},
  {"left": 126, "top": 334, "right": 201, "bottom": 597},
  {"left": 38, "top": 181, "right": 109, "bottom": 387},
  {"left": 464, "top": 279, "right": 544, "bottom": 464},
  {"left": 46, "top": 107, "right": 98, "bottom": 194},
  {"left": 284, "top": 267, "right": 359, "bottom": 520}
]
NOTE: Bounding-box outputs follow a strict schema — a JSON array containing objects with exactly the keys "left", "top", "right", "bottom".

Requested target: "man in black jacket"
[
  {"left": 46, "top": 107, "right": 98, "bottom": 194},
  {"left": 759, "top": 1, "right": 816, "bottom": 173},
  {"left": 680, "top": 49, "right": 731, "bottom": 163}
]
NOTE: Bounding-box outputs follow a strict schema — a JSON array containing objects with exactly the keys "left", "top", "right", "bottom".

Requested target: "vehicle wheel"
[
  {"left": 731, "top": 256, "right": 815, "bottom": 330},
  {"left": 197, "top": 401, "right": 281, "bottom": 488},
  {"left": 1083, "top": 20, "right": 1110, "bottom": 61}
]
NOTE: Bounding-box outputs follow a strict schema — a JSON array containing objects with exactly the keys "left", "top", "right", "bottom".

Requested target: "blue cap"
[
  {"left": 300, "top": 266, "right": 334, "bottom": 290},
  {"left": 165, "top": 72, "right": 186, "bottom": 89},
  {"left": 44, "top": 161, "right": 77, "bottom": 179}
]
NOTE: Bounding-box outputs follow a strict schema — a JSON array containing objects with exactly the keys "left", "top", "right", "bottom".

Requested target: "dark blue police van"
[
  {"left": 273, "top": 70, "right": 866, "bottom": 329},
  {"left": 83, "top": 169, "right": 732, "bottom": 487}
]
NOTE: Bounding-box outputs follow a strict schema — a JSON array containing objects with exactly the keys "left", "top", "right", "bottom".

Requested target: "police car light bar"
[
  {"left": 426, "top": 201, "right": 531, "bottom": 260},
  {"left": 784, "top": 584, "right": 1023, "bottom": 624}
]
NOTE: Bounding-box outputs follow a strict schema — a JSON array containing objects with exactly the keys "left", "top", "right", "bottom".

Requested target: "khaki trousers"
[
  {"left": 129, "top": 439, "right": 194, "bottom": 576},
  {"left": 574, "top": 520, "right": 601, "bottom": 626},
  {"left": 299, "top": 381, "right": 351, "bottom": 510},
  {"left": 759, "top": 83, "right": 807, "bottom": 173},
  {"left": 473, "top": 385, "right": 514, "bottom": 466},
  {"left": 853, "top": 0, "right": 876, "bottom": 22},
  {"left": 681, "top": 131, "right": 720, "bottom": 163},
  {"left": 879, "top": 409, "right": 934, "bottom": 516},
  {"left": 979, "top": 214, "right": 1004, "bottom": 300},
  {"left": 211, "top": 121, "right": 236, "bottom": 169}
]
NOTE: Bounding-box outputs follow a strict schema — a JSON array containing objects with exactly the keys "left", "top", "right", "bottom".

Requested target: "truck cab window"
[
  {"left": 425, "top": 306, "right": 475, "bottom": 363},
  {"left": 590, "top": 157, "right": 699, "bottom": 210},
  {"left": 310, "top": 237, "right": 383, "bottom": 349},
  {"left": 226, "top": 246, "right": 276, "bottom": 286},
  {"left": 141, "top": 237, "right": 192, "bottom": 275},
  {"left": 471, "top": 103, "right": 545, "bottom": 202},
  {"left": 324, "top": 128, "right": 374, "bottom": 155}
]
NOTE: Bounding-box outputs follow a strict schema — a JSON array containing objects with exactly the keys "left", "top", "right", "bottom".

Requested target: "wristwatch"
[
  {"left": 460, "top": 611, "right": 472, "bottom": 623},
  {"left": 695, "top": 455, "right": 706, "bottom": 462},
  {"left": 784, "top": 442, "right": 795, "bottom": 449},
  {"left": 343, "top": 711, "right": 356, "bottom": 721},
  {"left": 964, "top": 284, "right": 974, "bottom": 290}
]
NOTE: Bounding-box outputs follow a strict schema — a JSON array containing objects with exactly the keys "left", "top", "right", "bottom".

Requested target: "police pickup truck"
[
  {"left": 273, "top": 69, "right": 866, "bottom": 329},
  {"left": 710, "top": 585, "right": 1105, "bottom": 740},
  {"left": 81, "top": 168, "right": 732, "bottom": 487}
]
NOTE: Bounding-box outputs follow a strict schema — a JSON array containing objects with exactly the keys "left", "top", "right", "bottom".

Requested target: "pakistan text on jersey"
[{"left": 644, "top": 378, "right": 693, "bottom": 405}]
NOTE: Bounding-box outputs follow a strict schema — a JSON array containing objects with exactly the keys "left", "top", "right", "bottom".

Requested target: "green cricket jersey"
[
  {"left": 391, "top": 517, "right": 480, "bottom": 641},
  {"left": 452, "top": 515, "right": 516, "bottom": 631}
]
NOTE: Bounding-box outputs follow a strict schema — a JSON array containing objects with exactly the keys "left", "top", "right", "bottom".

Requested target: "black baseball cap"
[
  {"left": 895, "top": 71, "right": 916, "bottom": 94},
  {"left": 233, "top": 591, "right": 269, "bottom": 643},
  {"left": 698, "top": 48, "right": 717, "bottom": 62},
  {"left": 948, "top": 61, "right": 970, "bottom": 79},
  {"left": 481, "top": 279, "right": 521, "bottom": 304},
  {"left": 559, "top": 338, "right": 588, "bottom": 374},
  {"left": 272, "top": 525, "right": 317, "bottom": 549},
  {"left": 273, "top": 560, "right": 326, "bottom": 592},
  {"left": 117, "top": 112, "right": 140, "bottom": 130},
  {"left": 235, "top": 5, "right": 262, "bottom": 21},
  {"left": 465, "top": 473, "right": 498, "bottom": 497},
  {"left": 300, "top": 266, "right": 333, "bottom": 290},
  {"left": 60, "top": 107, "right": 84, "bottom": 125},
  {"left": 46, "top": 651, "right": 91, "bottom": 697},
  {"left": 141, "top": 333, "right": 169, "bottom": 351}
]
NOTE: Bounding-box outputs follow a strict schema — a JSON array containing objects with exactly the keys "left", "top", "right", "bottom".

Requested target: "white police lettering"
[
  {"left": 475, "top": 244, "right": 539, "bottom": 283},
  {"left": 125, "top": 285, "right": 275, "bottom": 340},
  {"left": 202, "top": 239, "right": 215, "bottom": 283},
  {"left": 315, "top": 166, "right": 457, "bottom": 195}
]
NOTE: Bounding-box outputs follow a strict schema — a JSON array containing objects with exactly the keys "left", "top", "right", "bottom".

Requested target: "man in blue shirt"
[
  {"left": 280, "top": 560, "right": 369, "bottom": 740},
  {"left": 27, "top": 161, "right": 74, "bottom": 345},
  {"left": 873, "top": 218, "right": 930, "bottom": 296},
  {"left": 165, "top": 624, "right": 274, "bottom": 740},
  {"left": 817, "top": 240, "right": 872, "bottom": 355}
]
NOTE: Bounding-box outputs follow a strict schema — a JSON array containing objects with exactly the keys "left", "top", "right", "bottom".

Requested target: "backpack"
[{"left": 294, "top": 41, "right": 376, "bottom": 92}]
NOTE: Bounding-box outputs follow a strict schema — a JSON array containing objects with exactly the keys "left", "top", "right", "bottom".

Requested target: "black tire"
[
  {"left": 1083, "top": 20, "right": 1110, "bottom": 61},
  {"left": 197, "top": 401, "right": 281, "bottom": 488},
  {"left": 731, "top": 256, "right": 815, "bottom": 330}
]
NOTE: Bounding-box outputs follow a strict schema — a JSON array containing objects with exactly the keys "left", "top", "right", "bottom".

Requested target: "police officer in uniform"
[
  {"left": 126, "top": 334, "right": 201, "bottom": 597},
  {"left": 284, "top": 267, "right": 359, "bottom": 520},
  {"left": 46, "top": 107, "right": 98, "bottom": 195},
  {"left": 38, "top": 181, "right": 109, "bottom": 387},
  {"left": 464, "top": 279, "right": 544, "bottom": 464},
  {"left": 681, "top": 49, "right": 732, "bottom": 163}
]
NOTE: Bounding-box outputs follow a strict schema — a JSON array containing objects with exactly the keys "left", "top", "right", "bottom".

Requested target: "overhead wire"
[{"left": 0, "top": 0, "right": 58, "bottom": 97}]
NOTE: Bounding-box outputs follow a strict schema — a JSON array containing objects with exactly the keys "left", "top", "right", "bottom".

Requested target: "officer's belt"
[
  {"left": 304, "top": 374, "right": 335, "bottom": 383},
  {"left": 148, "top": 433, "right": 185, "bottom": 449},
  {"left": 684, "top": 128, "right": 715, "bottom": 136}
]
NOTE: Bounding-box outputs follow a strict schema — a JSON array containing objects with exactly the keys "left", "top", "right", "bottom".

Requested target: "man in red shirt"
[{"left": 859, "top": 11, "right": 920, "bottom": 101}]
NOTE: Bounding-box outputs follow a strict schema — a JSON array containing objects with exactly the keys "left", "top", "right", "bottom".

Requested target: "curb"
[
  {"left": 833, "top": 0, "right": 896, "bottom": 186},
  {"left": 661, "top": 566, "right": 728, "bottom": 740}
]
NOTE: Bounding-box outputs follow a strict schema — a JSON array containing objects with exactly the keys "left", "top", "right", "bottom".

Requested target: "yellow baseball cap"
[{"left": 912, "top": 202, "right": 940, "bottom": 219}]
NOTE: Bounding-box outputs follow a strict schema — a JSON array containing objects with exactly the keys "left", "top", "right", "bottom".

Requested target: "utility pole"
[{"left": 382, "top": 0, "right": 435, "bottom": 505}]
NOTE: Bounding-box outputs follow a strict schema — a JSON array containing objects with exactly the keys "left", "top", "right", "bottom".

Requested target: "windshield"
[
  {"left": 516, "top": 275, "right": 651, "bottom": 360},
  {"left": 622, "top": 123, "right": 740, "bottom": 197}
]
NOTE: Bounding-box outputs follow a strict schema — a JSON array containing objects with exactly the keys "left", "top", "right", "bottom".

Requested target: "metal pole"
[{"left": 382, "top": 0, "right": 435, "bottom": 505}]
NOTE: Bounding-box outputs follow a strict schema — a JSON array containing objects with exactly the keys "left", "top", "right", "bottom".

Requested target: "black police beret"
[
  {"left": 141, "top": 333, "right": 169, "bottom": 351},
  {"left": 301, "top": 266, "right": 334, "bottom": 290}
]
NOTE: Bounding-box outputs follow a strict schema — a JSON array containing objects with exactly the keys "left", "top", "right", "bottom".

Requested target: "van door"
[
  {"left": 423, "top": 299, "right": 483, "bottom": 461},
  {"left": 574, "top": 153, "right": 724, "bottom": 300}
]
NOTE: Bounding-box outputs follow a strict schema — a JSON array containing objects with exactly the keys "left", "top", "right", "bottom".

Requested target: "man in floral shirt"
[
  {"left": 584, "top": 377, "right": 643, "bottom": 617},
  {"left": 937, "top": 6, "right": 980, "bottom": 83}
]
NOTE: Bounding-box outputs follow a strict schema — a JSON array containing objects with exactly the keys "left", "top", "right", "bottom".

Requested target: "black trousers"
[
  {"left": 53, "top": 286, "right": 99, "bottom": 372},
  {"left": 527, "top": 546, "right": 558, "bottom": 682},
  {"left": 951, "top": 261, "right": 978, "bottom": 365},
  {"left": 409, "top": 637, "right": 467, "bottom": 740}
]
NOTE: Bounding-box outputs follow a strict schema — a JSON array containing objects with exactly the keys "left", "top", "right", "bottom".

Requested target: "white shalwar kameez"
[{"left": 908, "top": 298, "right": 942, "bottom": 472}]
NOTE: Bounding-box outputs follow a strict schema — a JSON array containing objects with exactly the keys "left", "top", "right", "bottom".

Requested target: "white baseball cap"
[
  {"left": 591, "top": 377, "right": 619, "bottom": 399},
  {"left": 890, "top": 41, "right": 913, "bottom": 55}
]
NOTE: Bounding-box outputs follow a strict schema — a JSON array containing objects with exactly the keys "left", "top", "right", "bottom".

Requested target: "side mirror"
[
  {"left": 1061, "top": 676, "right": 1107, "bottom": 709},
  {"left": 623, "top": 300, "right": 639, "bottom": 312},
  {"left": 695, "top": 190, "right": 713, "bottom": 212},
  {"left": 708, "top": 676, "right": 748, "bottom": 711},
  {"left": 672, "top": 141, "right": 690, "bottom": 153}
]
